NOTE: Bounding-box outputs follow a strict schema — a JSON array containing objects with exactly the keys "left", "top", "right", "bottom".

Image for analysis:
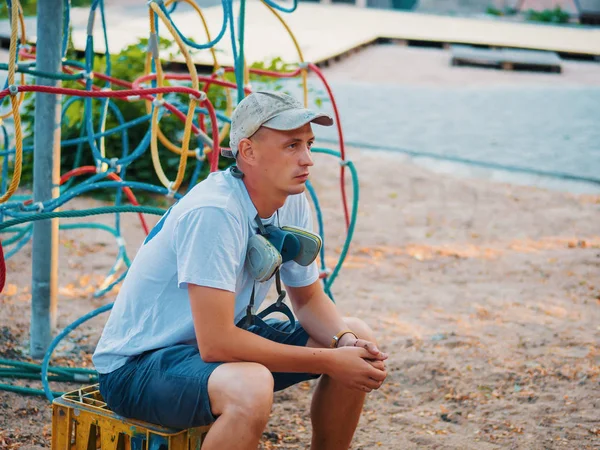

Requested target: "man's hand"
[
  {"left": 327, "top": 347, "right": 388, "bottom": 393},
  {"left": 338, "top": 334, "right": 388, "bottom": 381}
]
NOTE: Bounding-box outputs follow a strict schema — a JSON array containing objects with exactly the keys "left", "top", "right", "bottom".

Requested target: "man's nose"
[{"left": 300, "top": 145, "right": 314, "bottom": 167}]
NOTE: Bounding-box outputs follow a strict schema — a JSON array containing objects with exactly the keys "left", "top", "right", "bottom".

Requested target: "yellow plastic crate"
[{"left": 51, "top": 384, "right": 211, "bottom": 450}]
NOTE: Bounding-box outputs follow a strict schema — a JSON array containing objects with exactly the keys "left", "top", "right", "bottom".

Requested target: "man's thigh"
[
  {"left": 99, "top": 320, "right": 320, "bottom": 428},
  {"left": 98, "top": 344, "right": 221, "bottom": 429}
]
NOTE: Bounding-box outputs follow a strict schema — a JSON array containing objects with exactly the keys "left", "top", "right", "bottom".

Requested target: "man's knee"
[
  {"left": 209, "top": 362, "right": 274, "bottom": 424},
  {"left": 344, "top": 317, "right": 377, "bottom": 343}
]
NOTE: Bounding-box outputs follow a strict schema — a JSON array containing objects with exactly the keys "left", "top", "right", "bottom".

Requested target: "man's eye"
[
  {"left": 288, "top": 143, "right": 297, "bottom": 149},
  {"left": 307, "top": 141, "right": 314, "bottom": 149}
]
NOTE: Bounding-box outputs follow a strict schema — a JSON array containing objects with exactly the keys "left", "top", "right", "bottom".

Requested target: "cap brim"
[{"left": 262, "top": 108, "right": 334, "bottom": 131}]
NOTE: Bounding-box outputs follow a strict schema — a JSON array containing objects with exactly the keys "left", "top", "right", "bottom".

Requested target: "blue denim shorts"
[{"left": 98, "top": 319, "right": 320, "bottom": 430}]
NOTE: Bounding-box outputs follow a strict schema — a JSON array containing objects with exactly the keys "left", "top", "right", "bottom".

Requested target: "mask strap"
[
  {"left": 274, "top": 269, "right": 286, "bottom": 306},
  {"left": 230, "top": 165, "right": 244, "bottom": 179},
  {"left": 241, "top": 269, "right": 295, "bottom": 337},
  {"left": 244, "top": 269, "right": 286, "bottom": 321},
  {"left": 254, "top": 214, "right": 267, "bottom": 235},
  {"left": 244, "top": 282, "right": 257, "bottom": 329}
]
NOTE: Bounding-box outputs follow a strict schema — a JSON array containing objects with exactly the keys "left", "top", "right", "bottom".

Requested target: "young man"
[{"left": 93, "top": 91, "right": 388, "bottom": 450}]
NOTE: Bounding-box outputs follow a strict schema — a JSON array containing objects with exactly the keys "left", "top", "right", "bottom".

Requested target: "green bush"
[
  {"left": 486, "top": 5, "right": 569, "bottom": 22},
  {"left": 0, "top": 0, "right": 93, "bottom": 19},
  {"left": 525, "top": 7, "right": 570, "bottom": 23},
  {"left": 485, "top": 6, "right": 518, "bottom": 17},
  {"left": 18, "top": 37, "right": 212, "bottom": 194}
]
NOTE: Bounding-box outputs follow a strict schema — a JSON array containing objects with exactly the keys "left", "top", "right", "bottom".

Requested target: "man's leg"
[
  {"left": 202, "top": 362, "right": 274, "bottom": 450},
  {"left": 308, "top": 317, "right": 377, "bottom": 450}
]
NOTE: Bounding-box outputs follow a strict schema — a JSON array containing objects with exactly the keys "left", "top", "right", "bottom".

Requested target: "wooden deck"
[{"left": 1, "top": 2, "right": 599, "bottom": 69}]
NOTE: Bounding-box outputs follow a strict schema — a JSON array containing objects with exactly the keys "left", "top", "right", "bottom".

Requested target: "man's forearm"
[
  {"left": 202, "top": 324, "right": 333, "bottom": 374},
  {"left": 294, "top": 291, "right": 350, "bottom": 348}
]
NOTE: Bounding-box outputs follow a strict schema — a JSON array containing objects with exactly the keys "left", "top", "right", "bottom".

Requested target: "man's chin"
[{"left": 287, "top": 184, "right": 306, "bottom": 195}]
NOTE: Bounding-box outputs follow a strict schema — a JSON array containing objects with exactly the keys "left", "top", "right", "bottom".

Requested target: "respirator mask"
[{"left": 238, "top": 214, "right": 322, "bottom": 336}]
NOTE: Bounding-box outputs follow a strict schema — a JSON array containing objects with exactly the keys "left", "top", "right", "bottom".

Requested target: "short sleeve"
[
  {"left": 279, "top": 194, "right": 320, "bottom": 288},
  {"left": 174, "top": 207, "right": 245, "bottom": 292}
]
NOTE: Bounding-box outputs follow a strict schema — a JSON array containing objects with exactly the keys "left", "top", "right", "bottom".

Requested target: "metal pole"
[{"left": 30, "top": 0, "right": 63, "bottom": 359}]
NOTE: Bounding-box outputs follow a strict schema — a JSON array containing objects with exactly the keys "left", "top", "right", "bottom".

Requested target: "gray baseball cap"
[{"left": 222, "top": 91, "right": 334, "bottom": 159}]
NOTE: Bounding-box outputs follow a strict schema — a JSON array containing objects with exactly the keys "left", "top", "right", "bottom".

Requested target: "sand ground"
[{"left": 1, "top": 44, "right": 600, "bottom": 450}]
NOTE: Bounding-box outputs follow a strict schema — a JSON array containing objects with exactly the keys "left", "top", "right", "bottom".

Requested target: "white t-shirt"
[{"left": 92, "top": 169, "right": 319, "bottom": 374}]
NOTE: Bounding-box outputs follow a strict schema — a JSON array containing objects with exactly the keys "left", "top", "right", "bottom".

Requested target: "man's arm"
[
  {"left": 189, "top": 284, "right": 329, "bottom": 373},
  {"left": 286, "top": 280, "right": 349, "bottom": 348},
  {"left": 188, "top": 284, "right": 387, "bottom": 391}
]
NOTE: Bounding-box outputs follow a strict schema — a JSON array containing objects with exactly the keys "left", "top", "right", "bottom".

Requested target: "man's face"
[{"left": 249, "top": 123, "right": 315, "bottom": 196}]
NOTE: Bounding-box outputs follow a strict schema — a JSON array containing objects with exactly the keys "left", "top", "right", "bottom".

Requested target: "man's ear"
[{"left": 237, "top": 137, "right": 257, "bottom": 166}]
